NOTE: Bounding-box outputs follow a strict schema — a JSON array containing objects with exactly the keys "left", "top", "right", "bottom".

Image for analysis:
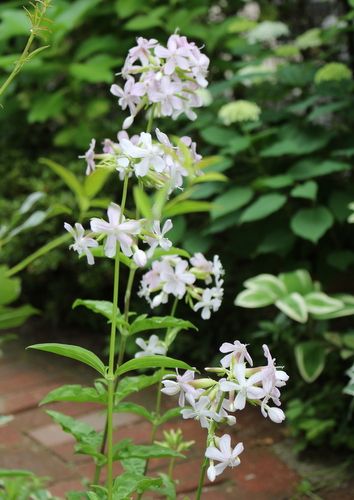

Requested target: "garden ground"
[{"left": 0, "top": 326, "right": 353, "bottom": 500}]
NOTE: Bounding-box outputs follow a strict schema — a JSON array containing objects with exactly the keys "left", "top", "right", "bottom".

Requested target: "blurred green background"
[{"left": 1, "top": 0, "right": 354, "bottom": 452}]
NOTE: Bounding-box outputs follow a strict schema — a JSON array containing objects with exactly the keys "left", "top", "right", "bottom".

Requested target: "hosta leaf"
[
  {"left": 40, "top": 384, "right": 106, "bottom": 405},
  {"left": 27, "top": 343, "right": 106, "bottom": 375},
  {"left": 305, "top": 292, "right": 343, "bottom": 316},
  {"left": 235, "top": 288, "right": 277, "bottom": 308},
  {"left": 276, "top": 292, "right": 308, "bottom": 323},
  {"left": 290, "top": 206, "right": 334, "bottom": 243},
  {"left": 295, "top": 341, "right": 326, "bottom": 383},
  {"left": 312, "top": 294, "right": 354, "bottom": 319},
  {"left": 116, "top": 356, "right": 194, "bottom": 377},
  {"left": 240, "top": 194, "right": 287, "bottom": 223},
  {"left": 278, "top": 270, "right": 314, "bottom": 295},
  {"left": 130, "top": 315, "right": 197, "bottom": 335},
  {"left": 244, "top": 274, "right": 287, "bottom": 298}
]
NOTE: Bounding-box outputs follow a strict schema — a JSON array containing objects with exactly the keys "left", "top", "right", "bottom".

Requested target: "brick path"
[{"left": 0, "top": 333, "right": 352, "bottom": 499}]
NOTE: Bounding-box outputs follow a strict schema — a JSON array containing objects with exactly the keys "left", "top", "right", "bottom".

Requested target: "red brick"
[{"left": 50, "top": 479, "right": 84, "bottom": 498}]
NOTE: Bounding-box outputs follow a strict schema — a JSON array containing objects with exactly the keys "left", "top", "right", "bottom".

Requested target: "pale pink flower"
[
  {"left": 64, "top": 222, "right": 98, "bottom": 265},
  {"left": 145, "top": 219, "right": 173, "bottom": 254},
  {"left": 219, "top": 341, "right": 253, "bottom": 368},
  {"left": 161, "top": 369, "right": 199, "bottom": 406},
  {"left": 79, "top": 139, "right": 96, "bottom": 175},
  {"left": 160, "top": 259, "right": 196, "bottom": 298},
  {"left": 135, "top": 334, "right": 166, "bottom": 358},
  {"left": 194, "top": 288, "right": 222, "bottom": 319},
  {"left": 220, "top": 363, "right": 264, "bottom": 410},
  {"left": 206, "top": 435, "right": 244, "bottom": 482},
  {"left": 181, "top": 395, "right": 221, "bottom": 429},
  {"left": 128, "top": 37, "right": 158, "bottom": 65}
]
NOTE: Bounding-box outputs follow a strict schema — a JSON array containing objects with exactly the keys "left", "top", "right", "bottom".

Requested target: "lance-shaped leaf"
[
  {"left": 113, "top": 441, "right": 183, "bottom": 460},
  {"left": 305, "top": 292, "right": 343, "bottom": 316},
  {"left": 130, "top": 315, "right": 197, "bottom": 335},
  {"left": 40, "top": 384, "right": 106, "bottom": 405},
  {"left": 72, "top": 299, "right": 128, "bottom": 329},
  {"left": 27, "top": 343, "right": 106, "bottom": 376},
  {"left": 157, "top": 407, "right": 182, "bottom": 425},
  {"left": 116, "top": 356, "right": 194, "bottom": 377},
  {"left": 295, "top": 341, "right": 326, "bottom": 383},
  {"left": 115, "top": 371, "right": 167, "bottom": 403},
  {"left": 114, "top": 402, "right": 154, "bottom": 422},
  {"left": 0, "top": 304, "right": 39, "bottom": 329},
  {"left": 276, "top": 292, "right": 308, "bottom": 323}
]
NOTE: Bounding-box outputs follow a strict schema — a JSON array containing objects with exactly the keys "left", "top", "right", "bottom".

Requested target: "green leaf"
[
  {"left": 114, "top": 402, "right": 154, "bottom": 422},
  {"left": 255, "top": 175, "right": 294, "bottom": 189},
  {"left": 295, "top": 341, "right": 326, "bottom": 383},
  {"left": 200, "top": 126, "right": 237, "bottom": 146},
  {"left": 311, "top": 294, "right": 354, "bottom": 319},
  {"left": 130, "top": 315, "right": 197, "bottom": 335},
  {"left": 116, "top": 356, "right": 194, "bottom": 377},
  {"left": 73, "top": 299, "right": 120, "bottom": 321},
  {"left": 211, "top": 186, "right": 253, "bottom": 219},
  {"left": 0, "top": 266, "right": 21, "bottom": 305},
  {"left": 121, "top": 458, "right": 146, "bottom": 475},
  {"left": 276, "top": 292, "right": 308, "bottom": 323},
  {"left": 278, "top": 269, "right": 314, "bottom": 295},
  {"left": 84, "top": 168, "right": 111, "bottom": 199},
  {"left": 163, "top": 201, "right": 212, "bottom": 218},
  {"left": 112, "top": 471, "right": 162, "bottom": 499},
  {"left": 40, "top": 384, "right": 106, "bottom": 405},
  {"left": 115, "top": 371, "right": 165, "bottom": 403},
  {"left": 244, "top": 274, "right": 287, "bottom": 298},
  {"left": 290, "top": 206, "right": 334, "bottom": 243},
  {"left": 261, "top": 125, "right": 330, "bottom": 157},
  {"left": 235, "top": 288, "right": 277, "bottom": 308},
  {"left": 305, "top": 292, "right": 343, "bottom": 316},
  {"left": 46, "top": 410, "right": 96, "bottom": 443},
  {"left": 40, "top": 158, "right": 89, "bottom": 213},
  {"left": 27, "top": 343, "right": 106, "bottom": 376},
  {"left": 240, "top": 194, "right": 287, "bottom": 223},
  {"left": 28, "top": 91, "right": 67, "bottom": 123},
  {"left": 69, "top": 55, "right": 116, "bottom": 83},
  {"left": 157, "top": 407, "right": 181, "bottom": 425},
  {"left": 0, "top": 304, "right": 39, "bottom": 329},
  {"left": 290, "top": 181, "right": 318, "bottom": 200},
  {"left": 18, "top": 192, "right": 45, "bottom": 214},
  {"left": 287, "top": 159, "right": 350, "bottom": 180},
  {"left": 114, "top": 442, "right": 183, "bottom": 461},
  {"left": 133, "top": 186, "right": 153, "bottom": 219}
]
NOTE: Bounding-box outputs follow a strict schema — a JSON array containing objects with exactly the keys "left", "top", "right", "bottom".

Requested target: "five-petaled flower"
[{"left": 64, "top": 222, "right": 98, "bottom": 265}]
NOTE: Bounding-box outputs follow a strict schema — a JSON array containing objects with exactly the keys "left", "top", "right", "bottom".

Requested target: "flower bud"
[
  {"left": 133, "top": 248, "right": 147, "bottom": 267},
  {"left": 190, "top": 378, "right": 216, "bottom": 389}
]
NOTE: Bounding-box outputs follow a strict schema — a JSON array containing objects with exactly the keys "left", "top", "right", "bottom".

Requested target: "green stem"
[
  {"left": 146, "top": 105, "right": 155, "bottom": 133},
  {"left": 106, "top": 250, "right": 120, "bottom": 499},
  {"left": 195, "top": 398, "right": 224, "bottom": 500},
  {"left": 168, "top": 457, "right": 176, "bottom": 480}
]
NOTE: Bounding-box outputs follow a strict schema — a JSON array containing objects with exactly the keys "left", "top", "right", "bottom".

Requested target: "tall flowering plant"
[{"left": 28, "top": 34, "right": 288, "bottom": 499}]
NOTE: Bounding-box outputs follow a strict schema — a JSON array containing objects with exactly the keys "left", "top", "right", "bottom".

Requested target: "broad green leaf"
[
  {"left": 343, "top": 333, "right": 354, "bottom": 350},
  {"left": 255, "top": 175, "right": 293, "bottom": 189},
  {"left": 276, "top": 292, "right": 308, "bottom": 323},
  {"left": 200, "top": 126, "right": 237, "bottom": 146},
  {"left": 130, "top": 315, "right": 197, "bottom": 335},
  {"left": 40, "top": 158, "right": 89, "bottom": 213},
  {"left": 235, "top": 288, "right": 277, "bottom": 308},
  {"left": 278, "top": 270, "right": 314, "bottom": 295},
  {"left": 295, "top": 341, "right": 326, "bottom": 383},
  {"left": 27, "top": 343, "right": 106, "bottom": 376},
  {"left": 84, "top": 168, "right": 111, "bottom": 199},
  {"left": 112, "top": 471, "right": 162, "bottom": 499},
  {"left": 121, "top": 458, "right": 146, "bottom": 475},
  {"left": 240, "top": 194, "right": 287, "bottom": 223},
  {"left": 290, "top": 206, "right": 334, "bottom": 243},
  {"left": 211, "top": 186, "right": 253, "bottom": 219},
  {"left": 163, "top": 201, "right": 212, "bottom": 218},
  {"left": 244, "top": 274, "right": 287, "bottom": 298},
  {"left": 151, "top": 247, "right": 190, "bottom": 259},
  {"left": 312, "top": 294, "right": 354, "bottom": 319},
  {"left": 46, "top": 410, "right": 96, "bottom": 442},
  {"left": 256, "top": 228, "right": 295, "bottom": 256},
  {"left": 114, "top": 402, "right": 154, "bottom": 422},
  {"left": 28, "top": 92, "right": 67, "bottom": 123},
  {"left": 40, "top": 384, "right": 106, "bottom": 405},
  {"left": 53, "top": 0, "right": 101, "bottom": 41},
  {"left": 0, "top": 304, "right": 39, "bottom": 329},
  {"left": 328, "top": 190, "right": 352, "bottom": 222},
  {"left": 0, "top": 266, "right": 20, "bottom": 305},
  {"left": 69, "top": 55, "right": 116, "bottom": 83},
  {"left": 133, "top": 186, "right": 153, "bottom": 219},
  {"left": 287, "top": 159, "right": 350, "bottom": 180},
  {"left": 290, "top": 181, "right": 318, "bottom": 200},
  {"left": 116, "top": 356, "right": 194, "bottom": 377},
  {"left": 261, "top": 125, "right": 330, "bottom": 157},
  {"left": 305, "top": 292, "right": 343, "bottom": 316},
  {"left": 191, "top": 172, "right": 227, "bottom": 184},
  {"left": 115, "top": 371, "right": 167, "bottom": 402}
]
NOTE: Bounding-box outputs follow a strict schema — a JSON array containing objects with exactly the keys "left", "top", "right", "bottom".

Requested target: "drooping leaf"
[
  {"left": 276, "top": 292, "right": 308, "bottom": 323},
  {"left": 116, "top": 356, "right": 194, "bottom": 377},
  {"left": 73, "top": 299, "right": 122, "bottom": 323},
  {"left": 295, "top": 341, "right": 326, "bottom": 383},
  {"left": 305, "top": 292, "right": 343, "bottom": 316},
  {"left": 114, "top": 402, "right": 154, "bottom": 422},
  {"left": 287, "top": 159, "right": 350, "bottom": 180},
  {"left": 27, "top": 343, "right": 106, "bottom": 375},
  {"left": 40, "top": 384, "right": 106, "bottom": 405},
  {"left": 0, "top": 304, "right": 39, "bottom": 329},
  {"left": 290, "top": 206, "right": 334, "bottom": 243}
]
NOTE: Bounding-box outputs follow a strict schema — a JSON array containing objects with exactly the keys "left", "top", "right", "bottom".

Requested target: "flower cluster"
[
  {"left": 111, "top": 34, "right": 210, "bottom": 128},
  {"left": 64, "top": 203, "right": 174, "bottom": 267},
  {"left": 80, "top": 128, "right": 202, "bottom": 193},
  {"left": 138, "top": 252, "right": 224, "bottom": 319},
  {"left": 161, "top": 341, "right": 288, "bottom": 481}
]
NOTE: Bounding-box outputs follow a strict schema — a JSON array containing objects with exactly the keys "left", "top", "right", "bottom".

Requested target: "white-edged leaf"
[
  {"left": 244, "top": 274, "right": 287, "bottom": 298},
  {"left": 305, "top": 292, "right": 343, "bottom": 315},
  {"left": 295, "top": 341, "right": 326, "bottom": 383},
  {"left": 276, "top": 292, "right": 308, "bottom": 323},
  {"left": 235, "top": 288, "right": 277, "bottom": 308},
  {"left": 278, "top": 269, "right": 314, "bottom": 295}
]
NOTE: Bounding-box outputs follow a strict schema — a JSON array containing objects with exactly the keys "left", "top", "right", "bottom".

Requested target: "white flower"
[
  {"left": 120, "top": 132, "right": 166, "bottom": 177},
  {"left": 145, "top": 219, "right": 173, "bottom": 254},
  {"left": 79, "top": 139, "right": 96, "bottom": 175},
  {"left": 205, "top": 434, "right": 244, "bottom": 482},
  {"left": 190, "top": 252, "right": 213, "bottom": 277},
  {"left": 219, "top": 340, "right": 253, "bottom": 368},
  {"left": 90, "top": 203, "right": 142, "bottom": 258},
  {"left": 64, "top": 222, "right": 98, "bottom": 265},
  {"left": 194, "top": 288, "right": 222, "bottom": 320},
  {"left": 135, "top": 335, "right": 167, "bottom": 358},
  {"left": 160, "top": 259, "right": 195, "bottom": 298},
  {"left": 161, "top": 369, "right": 199, "bottom": 406},
  {"left": 110, "top": 76, "right": 142, "bottom": 116},
  {"left": 261, "top": 402, "right": 285, "bottom": 423},
  {"left": 220, "top": 363, "right": 264, "bottom": 410},
  {"left": 133, "top": 248, "right": 147, "bottom": 267},
  {"left": 260, "top": 344, "right": 289, "bottom": 405},
  {"left": 181, "top": 395, "right": 220, "bottom": 428}
]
